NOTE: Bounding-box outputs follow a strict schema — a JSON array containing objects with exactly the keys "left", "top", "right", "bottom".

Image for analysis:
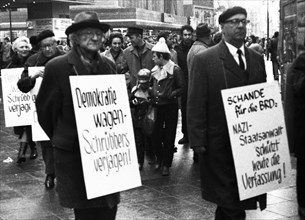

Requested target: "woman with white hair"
[{"left": 6, "top": 36, "right": 38, "bottom": 163}]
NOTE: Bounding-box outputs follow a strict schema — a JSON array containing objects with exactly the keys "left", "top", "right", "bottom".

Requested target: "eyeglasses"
[
  {"left": 224, "top": 19, "right": 250, "bottom": 26},
  {"left": 40, "top": 43, "right": 56, "bottom": 50},
  {"left": 79, "top": 31, "right": 103, "bottom": 39}
]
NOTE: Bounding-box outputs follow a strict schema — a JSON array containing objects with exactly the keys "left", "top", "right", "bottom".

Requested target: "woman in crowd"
[
  {"left": 102, "top": 32, "right": 125, "bottom": 74},
  {"left": 6, "top": 36, "right": 38, "bottom": 163},
  {"left": 150, "top": 37, "right": 185, "bottom": 176}
]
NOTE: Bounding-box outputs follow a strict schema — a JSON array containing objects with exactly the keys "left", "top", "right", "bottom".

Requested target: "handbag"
[{"left": 142, "top": 105, "right": 156, "bottom": 136}]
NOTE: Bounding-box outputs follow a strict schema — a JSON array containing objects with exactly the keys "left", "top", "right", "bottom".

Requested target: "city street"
[{"left": 0, "top": 59, "right": 302, "bottom": 220}]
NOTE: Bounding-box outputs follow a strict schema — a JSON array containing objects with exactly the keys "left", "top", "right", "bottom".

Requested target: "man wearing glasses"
[
  {"left": 35, "top": 11, "right": 119, "bottom": 220},
  {"left": 187, "top": 6, "right": 267, "bottom": 220},
  {"left": 17, "top": 30, "right": 65, "bottom": 190}
]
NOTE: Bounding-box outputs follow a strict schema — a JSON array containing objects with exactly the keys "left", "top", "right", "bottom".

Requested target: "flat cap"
[
  {"left": 36, "top": 30, "right": 55, "bottom": 44},
  {"left": 126, "top": 27, "right": 143, "bottom": 37},
  {"left": 218, "top": 6, "right": 247, "bottom": 24}
]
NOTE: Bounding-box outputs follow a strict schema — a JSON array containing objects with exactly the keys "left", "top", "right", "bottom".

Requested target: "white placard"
[
  {"left": 28, "top": 67, "right": 49, "bottom": 141},
  {"left": 69, "top": 74, "right": 141, "bottom": 199},
  {"left": 221, "top": 82, "right": 292, "bottom": 201},
  {"left": 1, "top": 68, "right": 34, "bottom": 127}
]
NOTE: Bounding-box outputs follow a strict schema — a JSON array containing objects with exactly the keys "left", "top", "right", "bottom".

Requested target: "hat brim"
[{"left": 65, "top": 20, "right": 110, "bottom": 35}]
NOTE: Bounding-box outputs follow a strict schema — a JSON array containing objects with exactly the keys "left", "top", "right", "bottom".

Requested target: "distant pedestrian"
[
  {"left": 1, "top": 37, "right": 12, "bottom": 68},
  {"left": 187, "top": 23, "right": 213, "bottom": 162},
  {"left": 290, "top": 52, "right": 305, "bottom": 219},
  {"left": 151, "top": 37, "right": 185, "bottom": 176},
  {"left": 35, "top": 11, "right": 120, "bottom": 220},
  {"left": 175, "top": 24, "right": 194, "bottom": 145},
  {"left": 188, "top": 6, "right": 267, "bottom": 219},
  {"left": 268, "top": 31, "right": 279, "bottom": 80}
]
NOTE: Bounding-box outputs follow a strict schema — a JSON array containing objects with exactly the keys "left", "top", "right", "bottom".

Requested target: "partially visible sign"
[
  {"left": 70, "top": 74, "right": 141, "bottom": 199},
  {"left": 221, "top": 82, "right": 292, "bottom": 201},
  {"left": 1, "top": 68, "right": 34, "bottom": 127},
  {"left": 28, "top": 67, "right": 49, "bottom": 141}
]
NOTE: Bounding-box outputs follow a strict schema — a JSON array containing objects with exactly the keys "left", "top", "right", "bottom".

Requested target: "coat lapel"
[
  {"left": 218, "top": 40, "right": 250, "bottom": 86},
  {"left": 67, "top": 48, "right": 90, "bottom": 75}
]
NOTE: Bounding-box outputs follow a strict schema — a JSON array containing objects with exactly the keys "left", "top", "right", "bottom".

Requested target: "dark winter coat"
[
  {"left": 35, "top": 47, "right": 120, "bottom": 209},
  {"left": 174, "top": 40, "right": 194, "bottom": 91},
  {"left": 291, "top": 52, "right": 305, "bottom": 159},
  {"left": 187, "top": 40, "right": 267, "bottom": 210},
  {"left": 17, "top": 48, "right": 65, "bottom": 93}
]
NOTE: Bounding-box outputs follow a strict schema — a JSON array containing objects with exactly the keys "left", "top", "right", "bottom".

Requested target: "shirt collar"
[{"left": 224, "top": 41, "right": 245, "bottom": 56}]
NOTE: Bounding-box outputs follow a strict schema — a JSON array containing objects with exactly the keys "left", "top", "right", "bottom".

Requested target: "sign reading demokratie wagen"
[
  {"left": 69, "top": 75, "right": 141, "bottom": 199},
  {"left": 221, "top": 82, "right": 292, "bottom": 201}
]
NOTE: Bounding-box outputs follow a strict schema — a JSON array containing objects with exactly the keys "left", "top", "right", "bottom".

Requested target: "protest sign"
[
  {"left": 221, "top": 82, "right": 291, "bottom": 201},
  {"left": 28, "top": 67, "right": 49, "bottom": 141},
  {"left": 1, "top": 68, "right": 34, "bottom": 127},
  {"left": 70, "top": 74, "right": 141, "bottom": 199}
]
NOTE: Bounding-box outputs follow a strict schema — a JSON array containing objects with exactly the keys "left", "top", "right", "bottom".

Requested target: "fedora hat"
[{"left": 65, "top": 11, "right": 110, "bottom": 35}]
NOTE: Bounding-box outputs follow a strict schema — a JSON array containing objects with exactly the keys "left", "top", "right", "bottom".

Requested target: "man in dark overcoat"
[
  {"left": 35, "top": 11, "right": 119, "bottom": 219},
  {"left": 290, "top": 52, "right": 305, "bottom": 218},
  {"left": 187, "top": 6, "right": 267, "bottom": 220}
]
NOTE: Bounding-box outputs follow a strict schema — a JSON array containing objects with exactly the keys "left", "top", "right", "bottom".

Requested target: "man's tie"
[{"left": 237, "top": 49, "right": 245, "bottom": 70}]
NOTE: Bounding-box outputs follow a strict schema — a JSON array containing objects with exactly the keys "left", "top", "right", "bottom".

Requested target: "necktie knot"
[{"left": 237, "top": 49, "right": 245, "bottom": 70}]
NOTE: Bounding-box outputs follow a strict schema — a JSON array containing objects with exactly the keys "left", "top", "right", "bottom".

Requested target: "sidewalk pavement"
[{"left": 0, "top": 59, "right": 302, "bottom": 220}]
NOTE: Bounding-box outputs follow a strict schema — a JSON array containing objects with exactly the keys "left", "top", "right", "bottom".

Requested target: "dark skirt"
[{"left": 53, "top": 145, "right": 120, "bottom": 209}]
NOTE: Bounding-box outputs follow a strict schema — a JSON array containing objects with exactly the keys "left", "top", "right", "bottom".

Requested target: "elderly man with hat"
[
  {"left": 151, "top": 38, "right": 185, "bottom": 176},
  {"left": 17, "top": 29, "right": 65, "bottom": 190},
  {"left": 35, "top": 11, "right": 119, "bottom": 219},
  {"left": 187, "top": 6, "right": 267, "bottom": 219}
]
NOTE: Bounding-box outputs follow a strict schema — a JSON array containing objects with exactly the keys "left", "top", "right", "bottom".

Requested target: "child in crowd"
[{"left": 129, "top": 68, "right": 153, "bottom": 170}]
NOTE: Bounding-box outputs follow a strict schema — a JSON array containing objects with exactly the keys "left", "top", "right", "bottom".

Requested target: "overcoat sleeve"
[
  {"left": 35, "top": 63, "right": 61, "bottom": 139},
  {"left": 187, "top": 52, "right": 208, "bottom": 148}
]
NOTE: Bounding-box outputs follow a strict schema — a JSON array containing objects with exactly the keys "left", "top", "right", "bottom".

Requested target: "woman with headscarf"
[{"left": 6, "top": 36, "right": 38, "bottom": 163}]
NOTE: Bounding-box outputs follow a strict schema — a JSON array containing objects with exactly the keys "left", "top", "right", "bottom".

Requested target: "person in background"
[
  {"left": 248, "top": 35, "right": 264, "bottom": 55},
  {"left": 1, "top": 37, "right": 12, "bottom": 68},
  {"left": 129, "top": 68, "right": 153, "bottom": 170},
  {"left": 35, "top": 11, "right": 120, "bottom": 220},
  {"left": 29, "top": 35, "right": 39, "bottom": 55},
  {"left": 187, "top": 6, "right": 267, "bottom": 219},
  {"left": 187, "top": 22, "right": 213, "bottom": 162},
  {"left": 5, "top": 36, "right": 37, "bottom": 164},
  {"left": 151, "top": 37, "right": 185, "bottom": 176},
  {"left": 187, "top": 23, "right": 213, "bottom": 73},
  {"left": 174, "top": 24, "right": 194, "bottom": 145},
  {"left": 157, "top": 31, "right": 178, "bottom": 64},
  {"left": 213, "top": 32, "right": 223, "bottom": 45},
  {"left": 17, "top": 30, "right": 65, "bottom": 189},
  {"left": 123, "top": 27, "right": 156, "bottom": 163},
  {"left": 268, "top": 31, "right": 279, "bottom": 80},
  {"left": 290, "top": 52, "right": 305, "bottom": 219},
  {"left": 102, "top": 32, "right": 125, "bottom": 74}
]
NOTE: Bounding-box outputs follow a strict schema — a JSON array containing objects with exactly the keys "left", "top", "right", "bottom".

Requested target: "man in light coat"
[
  {"left": 187, "top": 6, "right": 267, "bottom": 219},
  {"left": 123, "top": 27, "right": 155, "bottom": 89}
]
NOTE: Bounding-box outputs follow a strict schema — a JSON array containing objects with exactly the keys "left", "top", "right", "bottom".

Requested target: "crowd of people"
[{"left": 0, "top": 6, "right": 304, "bottom": 220}]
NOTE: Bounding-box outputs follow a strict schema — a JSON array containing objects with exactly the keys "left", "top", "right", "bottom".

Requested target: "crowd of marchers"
[{"left": 0, "top": 6, "right": 304, "bottom": 220}]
